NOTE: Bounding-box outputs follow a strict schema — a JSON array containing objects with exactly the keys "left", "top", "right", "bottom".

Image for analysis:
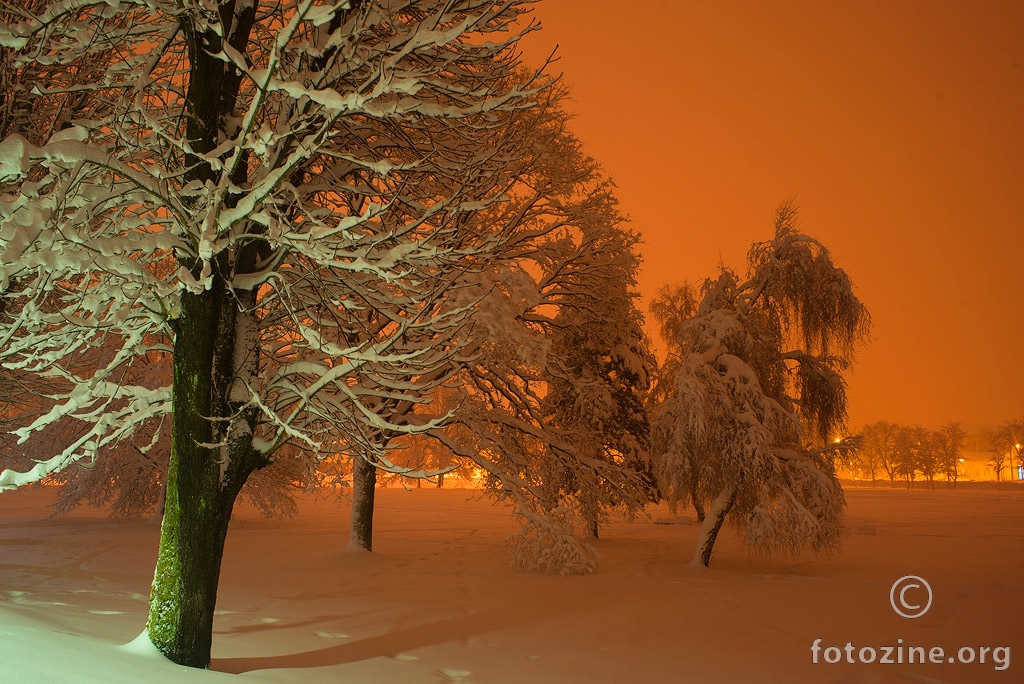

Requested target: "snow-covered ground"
[{"left": 1, "top": 485, "right": 1020, "bottom": 683}]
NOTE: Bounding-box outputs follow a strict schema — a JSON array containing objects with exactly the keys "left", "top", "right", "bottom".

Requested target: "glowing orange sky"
[{"left": 523, "top": 0, "right": 1024, "bottom": 430}]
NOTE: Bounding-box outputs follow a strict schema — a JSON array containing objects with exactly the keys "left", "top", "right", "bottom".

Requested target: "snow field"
[{"left": 0, "top": 486, "right": 1021, "bottom": 683}]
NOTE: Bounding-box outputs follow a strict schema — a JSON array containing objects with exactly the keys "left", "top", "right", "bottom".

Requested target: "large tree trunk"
[
  {"left": 147, "top": 287, "right": 264, "bottom": 668},
  {"left": 147, "top": 455, "right": 239, "bottom": 668},
  {"left": 145, "top": 4, "right": 263, "bottom": 666},
  {"left": 350, "top": 455, "right": 377, "bottom": 551},
  {"left": 690, "top": 481, "right": 738, "bottom": 567}
]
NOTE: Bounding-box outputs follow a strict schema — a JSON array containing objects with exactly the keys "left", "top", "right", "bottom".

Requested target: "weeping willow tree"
[{"left": 651, "top": 202, "right": 870, "bottom": 567}]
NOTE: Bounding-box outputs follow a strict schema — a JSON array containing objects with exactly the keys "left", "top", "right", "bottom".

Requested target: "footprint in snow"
[
  {"left": 392, "top": 653, "right": 419, "bottom": 662},
  {"left": 439, "top": 667, "right": 472, "bottom": 681},
  {"left": 314, "top": 631, "right": 350, "bottom": 639}
]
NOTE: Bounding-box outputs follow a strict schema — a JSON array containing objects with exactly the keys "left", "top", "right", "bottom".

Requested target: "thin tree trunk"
[
  {"left": 580, "top": 491, "right": 600, "bottom": 539},
  {"left": 350, "top": 454, "right": 377, "bottom": 551},
  {"left": 537, "top": 455, "right": 559, "bottom": 513},
  {"left": 149, "top": 475, "right": 167, "bottom": 524},
  {"left": 436, "top": 472, "right": 444, "bottom": 488},
  {"left": 689, "top": 479, "right": 705, "bottom": 523},
  {"left": 690, "top": 481, "right": 738, "bottom": 567},
  {"left": 684, "top": 454, "right": 705, "bottom": 522}
]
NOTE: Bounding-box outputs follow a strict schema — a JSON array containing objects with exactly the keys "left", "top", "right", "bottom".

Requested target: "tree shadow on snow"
[{"left": 211, "top": 605, "right": 551, "bottom": 674}]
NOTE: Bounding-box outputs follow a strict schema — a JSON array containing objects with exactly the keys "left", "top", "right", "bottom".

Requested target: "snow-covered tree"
[
  {"left": 306, "top": 93, "right": 631, "bottom": 554},
  {"left": 650, "top": 203, "right": 870, "bottom": 567},
  {"left": 831, "top": 438, "right": 862, "bottom": 482},
  {"left": 415, "top": 132, "right": 655, "bottom": 573},
  {"left": 852, "top": 422, "right": 886, "bottom": 486},
  {"left": 0, "top": 0, "right": 118, "bottom": 485},
  {"left": 0, "top": 0, "right": 113, "bottom": 145},
  {"left": 320, "top": 104, "right": 656, "bottom": 568},
  {"left": 863, "top": 421, "right": 961, "bottom": 489},
  {"left": 892, "top": 424, "right": 931, "bottom": 488},
  {"left": 861, "top": 420, "right": 901, "bottom": 487},
  {"left": 987, "top": 444, "right": 1009, "bottom": 481},
  {"left": 0, "top": 0, "right": 553, "bottom": 668},
  {"left": 536, "top": 224, "right": 655, "bottom": 539},
  {"left": 649, "top": 280, "right": 705, "bottom": 519},
  {"left": 913, "top": 426, "right": 940, "bottom": 487},
  {"left": 937, "top": 421, "right": 965, "bottom": 488},
  {"left": 990, "top": 418, "right": 1024, "bottom": 479},
  {"left": 1, "top": 337, "right": 309, "bottom": 521}
]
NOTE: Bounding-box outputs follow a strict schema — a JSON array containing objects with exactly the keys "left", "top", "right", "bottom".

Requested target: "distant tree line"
[
  {"left": 846, "top": 419, "right": 1024, "bottom": 487},
  {"left": 985, "top": 419, "right": 1024, "bottom": 482}
]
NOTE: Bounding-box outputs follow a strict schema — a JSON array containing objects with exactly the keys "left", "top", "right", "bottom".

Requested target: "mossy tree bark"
[
  {"left": 147, "top": 284, "right": 266, "bottom": 668},
  {"left": 146, "top": 4, "right": 265, "bottom": 668}
]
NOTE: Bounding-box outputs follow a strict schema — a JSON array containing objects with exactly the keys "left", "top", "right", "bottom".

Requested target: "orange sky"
[{"left": 522, "top": 0, "right": 1024, "bottom": 430}]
